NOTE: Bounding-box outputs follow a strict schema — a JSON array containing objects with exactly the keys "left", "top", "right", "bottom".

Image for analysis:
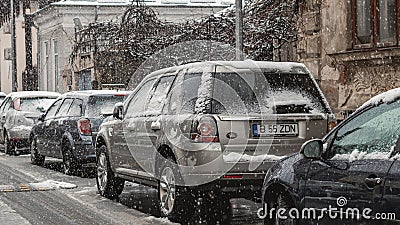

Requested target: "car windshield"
[
  {"left": 211, "top": 72, "right": 330, "bottom": 115},
  {"left": 86, "top": 95, "right": 126, "bottom": 117},
  {"left": 15, "top": 97, "right": 57, "bottom": 112}
]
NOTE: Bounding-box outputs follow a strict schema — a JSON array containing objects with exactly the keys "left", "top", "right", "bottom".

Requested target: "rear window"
[
  {"left": 86, "top": 95, "right": 126, "bottom": 117},
  {"left": 14, "top": 97, "right": 57, "bottom": 113},
  {"left": 210, "top": 72, "right": 330, "bottom": 115}
]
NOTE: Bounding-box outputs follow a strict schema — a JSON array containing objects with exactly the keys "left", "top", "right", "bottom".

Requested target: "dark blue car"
[
  {"left": 29, "top": 90, "right": 130, "bottom": 175},
  {"left": 261, "top": 88, "right": 400, "bottom": 225}
]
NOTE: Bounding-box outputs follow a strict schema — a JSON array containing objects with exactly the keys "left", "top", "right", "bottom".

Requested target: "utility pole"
[
  {"left": 10, "top": 0, "right": 18, "bottom": 92},
  {"left": 235, "top": 0, "right": 243, "bottom": 60}
]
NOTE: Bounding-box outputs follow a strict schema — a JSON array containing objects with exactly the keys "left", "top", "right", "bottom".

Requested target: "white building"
[{"left": 33, "top": 0, "right": 233, "bottom": 92}]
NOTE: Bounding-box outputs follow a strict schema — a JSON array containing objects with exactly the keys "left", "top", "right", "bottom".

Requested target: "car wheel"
[
  {"left": 96, "top": 145, "right": 124, "bottom": 200},
  {"left": 4, "top": 134, "right": 14, "bottom": 155},
  {"left": 30, "top": 137, "right": 45, "bottom": 166},
  {"left": 265, "top": 191, "right": 297, "bottom": 225},
  {"left": 62, "top": 143, "right": 79, "bottom": 176},
  {"left": 158, "top": 156, "right": 194, "bottom": 222}
]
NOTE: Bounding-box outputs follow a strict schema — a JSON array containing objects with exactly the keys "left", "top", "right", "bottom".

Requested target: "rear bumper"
[
  {"left": 187, "top": 173, "right": 266, "bottom": 198},
  {"left": 72, "top": 143, "right": 96, "bottom": 166},
  {"left": 8, "top": 126, "right": 33, "bottom": 149}
]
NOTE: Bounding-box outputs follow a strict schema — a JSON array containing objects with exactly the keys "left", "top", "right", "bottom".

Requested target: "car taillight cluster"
[
  {"left": 191, "top": 116, "right": 219, "bottom": 143},
  {"left": 328, "top": 120, "right": 337, "bottom": 132},
  {"left": 78, "top": 118, "right": 91, "bottom": 135}
]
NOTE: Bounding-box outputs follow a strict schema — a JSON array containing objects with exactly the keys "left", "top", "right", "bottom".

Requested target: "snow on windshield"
[
  {"left": 210, "top": 72, "right": 328, "bottom": 115},
  {"left": 15, "top": 97, "right": 57, "bottom": 112},
  {"left": 86, "top": 95, "right": 125, "bottom": 117},
  {"left": 331, "top": 147, "right": 396, "bottom": 162}
]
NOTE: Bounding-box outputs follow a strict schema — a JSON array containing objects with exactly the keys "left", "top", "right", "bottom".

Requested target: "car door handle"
[
  {"left": 365, "top": 177, "right": 382, "bottom": 187},
  {"left": 150, "top": 121, "right": 161, "bottom": 130}
]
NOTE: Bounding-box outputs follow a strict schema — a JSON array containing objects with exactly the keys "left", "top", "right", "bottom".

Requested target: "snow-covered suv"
[{"left": 95, "top": 61, "right": 335, "bottom": 222}]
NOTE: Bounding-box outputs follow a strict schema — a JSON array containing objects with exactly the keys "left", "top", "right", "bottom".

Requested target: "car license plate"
[{"left": 253, "top": 123, "right": 298, "bottom": 137}]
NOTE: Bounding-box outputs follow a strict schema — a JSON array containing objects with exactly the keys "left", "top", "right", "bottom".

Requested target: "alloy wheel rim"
[
  {"left": 30, "top": 139, "right": 36, "bottom": 162},
  {"left": 4, "top": 137, "right": 8, "bottom": 152},
  {"left": 97, "top": 153, "right": 108, "bottom": 192},
  {"left": 159, "top": 167, "right": 176, "bottom": 215},
  {"left": 63, "top": 150, "right": 71, "bottom": 174}
]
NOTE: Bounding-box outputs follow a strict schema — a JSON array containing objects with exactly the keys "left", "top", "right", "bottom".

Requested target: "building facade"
[
  {"left": 32, "top": 0, "right": 232, "bottom": 93},
  {"left": 297, "top": 0, "right": 400, "bottom": 119},
  {"left": 0, "top": 4, "right": 38, "bottom": 94}
]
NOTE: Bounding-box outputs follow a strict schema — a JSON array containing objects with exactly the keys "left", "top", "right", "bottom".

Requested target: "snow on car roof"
[
  {"left": 63, "top": 90, "right": 132, "bottom": 97},
  {"left": 147, "top": 60, "right": 309, "bottom": 78},
  {"left": 7, "top": 91, "right": 60, "bottom": 99},
  {"left": 360, "top": 87, "right": 400, "bottom": 110}
]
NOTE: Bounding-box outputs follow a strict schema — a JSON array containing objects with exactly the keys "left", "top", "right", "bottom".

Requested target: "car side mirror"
[
  {"left": 300, "top": 139, "right": 323, "bottom": 159},
  {"left": 113, "top": 102, "right": 124, "bottom": 120},
  {"left": 38, "top": 113, "right": 45, "bottom": 122}
]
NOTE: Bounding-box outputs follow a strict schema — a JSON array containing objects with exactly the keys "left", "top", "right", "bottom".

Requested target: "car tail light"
[
  {"left": 191, "top": 116, "right": 219, "bottom": 143},
  {"left": 78, "top": 118, "right": 91, "bottom": 135},
  {"left": 223, "top": 175, "right": 243, "bottom": 179},
  {"left": 328, "top": 117, "right": 337, "bottom": 132}
]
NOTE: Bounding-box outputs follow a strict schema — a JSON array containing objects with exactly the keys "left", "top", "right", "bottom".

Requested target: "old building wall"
[{"left": 297, "top": 0, "right": 400, "bottom": 119}]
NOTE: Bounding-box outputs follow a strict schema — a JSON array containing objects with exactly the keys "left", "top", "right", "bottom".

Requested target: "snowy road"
[{"left": 0, "top": 151, "right": 262, "bottom": 225}]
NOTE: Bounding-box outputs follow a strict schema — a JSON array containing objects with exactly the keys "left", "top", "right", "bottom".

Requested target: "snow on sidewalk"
[{"left": 0, "top": 199, "right": 30, "bottom": 225}]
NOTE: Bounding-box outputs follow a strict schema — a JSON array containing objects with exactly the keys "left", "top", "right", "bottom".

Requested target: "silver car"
[
  {"left": 95, "top": 61, "right": 335, "bottom": 222},
  {"left": 0, "top": 91, "right": 60, "bottom": 154}
]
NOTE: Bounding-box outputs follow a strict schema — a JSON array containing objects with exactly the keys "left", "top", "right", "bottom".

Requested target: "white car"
[{"left": 0, "top": 91, "right": 60, "bottom": 154}]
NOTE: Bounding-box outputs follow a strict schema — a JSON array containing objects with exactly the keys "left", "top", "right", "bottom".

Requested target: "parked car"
[
  {"left": 0, "top": 92, "right": 6, "bottom": 105},
  {"left": 29, "top": 90, "right": 130, "bottom": 175},
  {"left": 95, "top": 61, "right": 335, "bottom": 221},
  {"left": 261, "top": 87, "right": 400, "bottom": 225},
  {"left": 0, "top": 91, "right": 60, "bottom": 154}
]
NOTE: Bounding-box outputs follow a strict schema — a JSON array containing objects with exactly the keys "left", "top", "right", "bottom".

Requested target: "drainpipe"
[
  {"left": 32, "top": 20, "right": 40, "bottom": 91},
  {"left": 10, "top": 0, "right": 17, "bottom": 92}
]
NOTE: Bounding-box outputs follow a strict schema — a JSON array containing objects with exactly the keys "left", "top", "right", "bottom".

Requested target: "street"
[{"left": 0, "top": 148, "right": 262, "bottom": 225}]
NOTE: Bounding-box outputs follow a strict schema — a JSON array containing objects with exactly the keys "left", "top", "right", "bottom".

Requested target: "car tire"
[
  {"left": 96, "top": 145, "right": 124, "bottom": 200},
  {"left": 62, "top": 142, "right": 80, "bottom": 176},
  {"left": 265, "top": 191, "right": 297, "bottom": 225},
  {"left": 30, "top": 137, "right": 45, "bottom": 166},
  {"left": 4, "top": 133, "right": 14, "bottom": 155},
  {"left": 158, "top": 156, "right": 194, "bottom": 222}
]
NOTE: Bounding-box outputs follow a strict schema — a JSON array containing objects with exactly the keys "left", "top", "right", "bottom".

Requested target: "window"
[
  {"left": 45, "top": 99, "right": 62, "bottom": 120},
  {"left": 353, "top": 0, "right": 398, "bottom": 48},
  {"left": 53, "top": 39, "right": 59, "bottom": 91},
  {"left": 328, "top": 101, "right": 400, "bottom": 159},
  {"left": 166, "top": 73, "right": 202, "bottom": 114},
  {"left": 125, "top": 79, "right": 156, "bottom": 118},
  {"left": 15, "top": 97, "right": 57, "bottom": 113},
  {"left": 68, "top": 99, "right": 83, "bottom": 117},
  {"left": 85, "top": 95, "right": 125, "bottom": 118},
  {"left": 146, "top": 76, "right": 175, "bottom": 115},
  {"left": 56, "top": 99, "right": 73, "bottom": 117},
  {"left": 44, "top": 41, "right": 49, "bottom": 90}
]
